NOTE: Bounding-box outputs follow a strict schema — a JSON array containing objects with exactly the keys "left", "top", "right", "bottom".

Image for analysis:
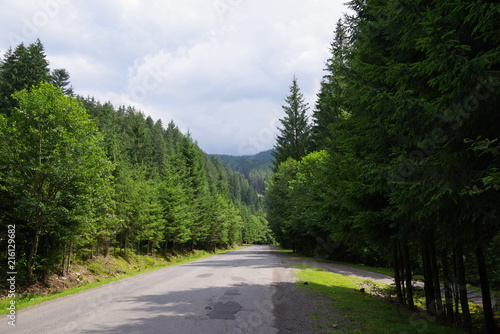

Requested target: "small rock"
[{"left": 303, "top": 281, "right": 308, "bottom": 285}]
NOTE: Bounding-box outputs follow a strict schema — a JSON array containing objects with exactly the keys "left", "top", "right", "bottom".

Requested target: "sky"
[{"left": 1, "top": 0, "right": 349, "bottom": 156}]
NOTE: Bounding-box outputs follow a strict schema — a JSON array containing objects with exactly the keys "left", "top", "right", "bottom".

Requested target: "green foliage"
[
  {"left": 50, "top": 68, "right": 73, "bottom": 96},
  {"left": 311, "top": 19, "right": 349, "bottom": 151},
  {"left": 267, "top": 1, "right": 499, "bottom": 332},
  {"left": 0, "top": 83, "right": 113, "bottom": 280},
  {"left": 0, "top": 39, "right": 51, "bottom": 113},
  {"left": 0, "top": 41, "right": 271, "bottom": 288},
  {"left": 215, "top": 149, "right": 273, "bottom": 195},
  {"left": 272, "top": 76, "right": 312, "bottom": 170}
]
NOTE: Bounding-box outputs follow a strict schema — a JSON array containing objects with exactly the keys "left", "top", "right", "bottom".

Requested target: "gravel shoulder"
[
  {"left": 272, "top": 248, "right": 344, "bottom": 334},
  {"left": 271, "top": 246, "right": 486, "bottom": 333}
]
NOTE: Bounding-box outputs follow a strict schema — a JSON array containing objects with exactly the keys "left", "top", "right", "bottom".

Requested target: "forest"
[
  {"left": 0, "top": 40, "right": 273, "bottom": 287},
  {"left": 214, "top": 149, "right": 274, "bottom": 194},
  {"left": 0, "top": 0, "right": 498, "bottom": 333},
  {"left": 266, "top": 1, "right": 499, "bottom": 333}
]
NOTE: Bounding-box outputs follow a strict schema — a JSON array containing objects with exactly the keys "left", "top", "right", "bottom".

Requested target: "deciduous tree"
[{"left": 0, "top": 83, "right": 113, "bottom": 280}]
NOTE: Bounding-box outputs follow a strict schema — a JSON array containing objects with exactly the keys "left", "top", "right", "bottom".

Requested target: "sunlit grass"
[
  {"left": 294, "top": 264, "right": 465, "bottom": 334},
  {"left": 275, "top": 246, "right": 395, "bottom": 277}
]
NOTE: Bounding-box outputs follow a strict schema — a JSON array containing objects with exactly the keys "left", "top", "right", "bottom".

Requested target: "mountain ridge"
[{"left": 210, "top": 149, "right": 274, "bottom": 194}]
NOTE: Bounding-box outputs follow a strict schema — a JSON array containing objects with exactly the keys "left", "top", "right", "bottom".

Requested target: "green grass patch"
[
  {"left": 275, "top": 246, "right": 395, "bottom": 277},
  {"left": 0, "top": 246, "right": 246, "bottom": 315},
  {"left": 294, "top": 264, "right": 465, "bottom": 334}
]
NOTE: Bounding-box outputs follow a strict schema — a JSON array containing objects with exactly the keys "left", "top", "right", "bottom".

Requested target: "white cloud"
[{"left": 1, "top": 0, "right": 349, "bottom": 155}]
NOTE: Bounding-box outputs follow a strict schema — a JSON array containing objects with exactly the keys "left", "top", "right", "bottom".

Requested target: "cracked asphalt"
[
  {"left": 0, "top": 245, "right": 292, "bottom": 334},
  {"left": 2, "top": 245, "right": 486, "bottom": 333}
]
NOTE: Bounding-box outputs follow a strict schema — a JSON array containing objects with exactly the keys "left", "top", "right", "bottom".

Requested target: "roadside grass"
[
  {"left": 294, "top": 264, "right": 465, "bottom": 334},
  {"left": 276, "top": 247, "right": 499, "bottom": 295},
  {"left": 275, "top": 246, "right": 395, "bottom": 277},
  {"left": 0, "top": 246, "right": 246, "bottom": 315}
]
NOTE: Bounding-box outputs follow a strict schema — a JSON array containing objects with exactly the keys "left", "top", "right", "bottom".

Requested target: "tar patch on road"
[
  {"left": 208, "top": 301, "right": 242, "bottom": 320},
  {"left": 197, "top": 273, "right": 213, "bottom": 278}
]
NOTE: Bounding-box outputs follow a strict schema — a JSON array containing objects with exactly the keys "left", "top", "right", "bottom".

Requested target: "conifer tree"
[
  {"left": 272, "top": 76, "right": 312, "bottom": 170},
  {"left": 0, "top": 39, "right": 51, "bottom": 113},
  {"left": 51, "top": 68, "right": 74, "bottom": 96},
  {"left": 311, "top": 19, "right": 348, "bottom": 151}
]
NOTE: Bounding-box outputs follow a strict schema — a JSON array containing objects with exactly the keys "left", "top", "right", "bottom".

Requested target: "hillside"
[{"left": 211, "top": 150, "right": 274, "bottom": 194}]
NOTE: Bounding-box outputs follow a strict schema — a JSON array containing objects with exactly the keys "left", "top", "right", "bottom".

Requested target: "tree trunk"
[
  {"left": 64, "top": 240, "right": 73, "bottom": 275},
  {"left": 422, "top": 244, "right": 435, "bottom": 313},
  {"left": 27, "top": 229, "right": 41, "bottom": 281},
  {"left": 452, "top": 247, "right": 460, "bottom": 324},
  {"left": 456, "top": 246, "right": 472, "bottom": 331},
  {"left": 163, "top": 239, "right": 169, "bottom": 257},
  {"left": 61, "top": 245, "right": 67, "bottom": 275},
  {"left": 429, "top": 241, "right": 443, "bottom": 318},
  {"left": 441, "top": 250, "right": 454, "bottom": 323},
  {"left": 476, "top": 243, "right": 497, "bottom": 334},
  {"left": 402, "top": 242, "right": 414, "bottom": 309},
  {"left": 393, "top": 242, "right": 404, "bottom": 304},
  {"left": 104, "top": 239, "right": 110, "bottom": 257},
  {"left": 124, "top": 233, "right": 128, "bottom": 259}
]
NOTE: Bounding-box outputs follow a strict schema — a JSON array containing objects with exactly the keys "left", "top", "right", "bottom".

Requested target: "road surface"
[{"left": 1, "top": 245, "right": 294, "bottom": 334}]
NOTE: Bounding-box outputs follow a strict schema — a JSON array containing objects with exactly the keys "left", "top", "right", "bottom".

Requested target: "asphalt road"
[{"left": 1, "top": 245, "right": 287, "bottom": 334}]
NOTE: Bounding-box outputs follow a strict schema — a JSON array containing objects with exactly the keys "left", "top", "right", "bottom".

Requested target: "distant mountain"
[{"left": 211, "top": 149, "right": 274, "bottom": 194}]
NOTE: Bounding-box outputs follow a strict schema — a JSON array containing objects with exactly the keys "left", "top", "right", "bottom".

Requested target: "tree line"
[
  {"left": 215, "top": 149, "right": 274, "bottom": 194},
  {"left": 267, "top": 1, "right": 499, "bottom": 333},
  {"left": 0, "top": 40, "right": 273, "bottom": 286}
]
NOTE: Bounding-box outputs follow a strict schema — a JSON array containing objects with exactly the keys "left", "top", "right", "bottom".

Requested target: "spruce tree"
[
  {"left": 0, "top": 40, "right": 51, "bottom": 114},
  {"left": 311, "top": 19, "right": 348, "bottom": 151},
  {"left": 272, "top": 76, "right": 312, "bottom": 170},
  {"left": 51, "top": 68, "right": 74, "bottom": 96}
]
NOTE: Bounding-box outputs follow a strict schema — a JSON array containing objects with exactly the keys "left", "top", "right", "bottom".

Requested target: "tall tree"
[
  {"left": 272, "top": 76, "right": 312, "bottom": 170},
  {"left": 51, "top": 68, "right": 74, "bottom": 96},
  {"left": 266, "top": 158, "right": 300, "bottom": 251},
  {"left": 311, "top": 19, "right": 349, "bottom": 151},
  {"left": 0, "top": 40, "right": 51, "bottom": 114},
  {"left": 0, "top": 83, "right": 113, "bottom": 280}
]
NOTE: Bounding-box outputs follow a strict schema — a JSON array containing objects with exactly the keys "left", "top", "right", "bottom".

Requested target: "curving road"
[{"left": 1, "top": 245, "right": 291, "bottom": 334}]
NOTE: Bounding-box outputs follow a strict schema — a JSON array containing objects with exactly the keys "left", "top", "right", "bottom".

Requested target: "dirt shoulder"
[
  {"left": 272, "top": 248, "right": 485, "bottom": 314},
  {"left": 272, "top": 249, "right": 346, "bottom": 334}
]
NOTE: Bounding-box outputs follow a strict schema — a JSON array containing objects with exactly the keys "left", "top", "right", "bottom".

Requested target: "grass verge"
[
  {"left": 0, "top": 246, "right": 246, "bottom": 315},
  {"left": 294, "top": 264, "right": 465, "bottom": 334},
  {"left": 275, "top": 246, "right": 395, "bottom": 277}
]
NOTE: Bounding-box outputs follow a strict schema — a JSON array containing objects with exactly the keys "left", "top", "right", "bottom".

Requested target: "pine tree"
[
  {"left": 311, "top": 19, "right": 348, "bottom": 151},
  {"left": 0, "top": 40, "right": 51, "bottom": 114},
  {"left": 272, "top": 76, "right": 312, "bottom": 170},
  {"left": 51, "top": 68, "right": 74, "bottom": 96}
]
